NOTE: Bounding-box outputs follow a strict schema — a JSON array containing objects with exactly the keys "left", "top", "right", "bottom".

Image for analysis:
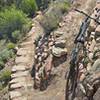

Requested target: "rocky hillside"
[
  {"left": 0, "top": 0, "right": 100, "bottom": 100},
  {"left": 30, "top": 0, "right": 98, "bottom": 100}
]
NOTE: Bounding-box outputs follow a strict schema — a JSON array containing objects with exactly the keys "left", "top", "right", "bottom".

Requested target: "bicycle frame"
[{"left": 65, "top": 10, "right": 92, "bottom": 100}]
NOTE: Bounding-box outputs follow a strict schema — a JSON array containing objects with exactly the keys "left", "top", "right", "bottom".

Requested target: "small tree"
[
  {"left": 40, "top": 1, "right": 70, "bottom": 33},
  {"left": 16, "top": 0, "right": 38, "bottom": 17}
]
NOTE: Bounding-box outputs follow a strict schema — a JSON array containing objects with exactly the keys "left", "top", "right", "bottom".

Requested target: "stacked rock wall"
[
  {"left": 77, "top": 1, "right": 100, "bottom": 100},
  {"left": 32, "top": 30, "right": 68, "bottom": 90}
]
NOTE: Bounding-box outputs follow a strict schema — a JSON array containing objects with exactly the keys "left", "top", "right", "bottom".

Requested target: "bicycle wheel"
[
  {"left": 65, "top": 75, "right": 72, "bottom": 100},
  {"left": 71, "top": 65, "right": 79, "bottom": 100},
  {"left": 65, "top": 66, "right": 79, "bottom": 100}
]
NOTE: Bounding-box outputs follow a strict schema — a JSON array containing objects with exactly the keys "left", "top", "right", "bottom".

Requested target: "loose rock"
[{"left": 52, "top": 46, "right": 67, "bottom": 57}]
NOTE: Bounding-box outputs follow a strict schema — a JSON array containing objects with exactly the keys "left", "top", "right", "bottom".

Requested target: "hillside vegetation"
[{"left": 0, "top": 0, "right": 70, "bottom": 91}]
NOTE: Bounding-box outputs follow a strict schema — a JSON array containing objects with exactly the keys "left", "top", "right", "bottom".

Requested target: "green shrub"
[
  {"left": 11, "top": 25, "right": 31, "bottom": 43},
  {"left": 36, "top": 0, "right": 50, "bottom": 10},
  {"left": 8, "top": 49, "right": 15, "bottom": 59},
  {"left": 0, "top": 6, "right": 31, "bottom": 42},
  {"left": 0, "top": 70, "right": 11, "bottom": 85},
  {"left": 0, "top": 49, "right": 15, "bottom": 62},
  {"left": 0, "top": 49, "right": 10, "bottom": 62},
  {"left": 41, "top": 12, "right": 60, "bottom": 33},
  {"left": 17, "top": 0, "right": 38, "bottom": 17},
  {"left": 0, "top": 0, "right": 14, "bottom": 10},
  {"left": 22, "top": 23, "right": 32, "bottom": 34},
  {"left": 40, "top": 1, "right": 70, "bottom": 33},
  {"left": 0, "top": 60, "right": 5, "bottom": 70},
  {"left": 7, "top": 42, "right": 15, "bottom": 49},
  {"left": 55, "top": 1, "right": 70, "bottom": 13},
  {"left": 12, "top": 30, "right": 21, "bottom": 42}
]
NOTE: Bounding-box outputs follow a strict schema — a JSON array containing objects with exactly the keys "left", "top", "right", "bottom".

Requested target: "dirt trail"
[
  {"left": 8, "top": 20, "right": 44, "bottom": 100},
  {"left": 32, "top": 0, "right": 95, "bottom": 100}
]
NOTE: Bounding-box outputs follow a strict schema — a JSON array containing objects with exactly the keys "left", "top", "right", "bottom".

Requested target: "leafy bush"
[
  {"left": 0, "top": 49, "right": 10, "bottom": 62},
  {"left": 7, "top": 43, "right": 15, "bottom": 50},
  {"left": 0, "top": 49, "right": 15, "bottom": 62},
  {"left": 40, "top": 1, "right": 70, "bottom": 33},
  {"left": 36, "top": 0, "right": 50, "bottom": 10},
  {"left": 12, "top": 30, "right": 21, "bottom": 42},
  {"left": 0, "top": 70, "right": 11, "bottom": 85},
  {"left": 41, "top": 12, "right": 60, "bottom": 33},
  {"left": 16, "top": 0, "right": 38, "bottom": 17},
  {"left": 55, "top": 1, "right": 70, "bottom": 13},
  {"left": 0, "top": 0, "right": 14, "bottom": 10},
  {"left": 0, "top": 49, "right": 15, "bottom": 71},
  {"left": 0, "top": 6, "right": 31, "bottom": 42},
  {"left": 0, "top": 60, "right": 5, "bottom": 70},
  {"left": 22, "top": 23, "right": 32, "bottom": 34}
]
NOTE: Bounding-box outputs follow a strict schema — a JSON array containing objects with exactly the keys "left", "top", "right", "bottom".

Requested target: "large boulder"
[
  {"left": 52, "top": 46, "right": 67, "bottom": 57},
  {"left": 55, "top": 39, "right": 66, "bottom": 48}
]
